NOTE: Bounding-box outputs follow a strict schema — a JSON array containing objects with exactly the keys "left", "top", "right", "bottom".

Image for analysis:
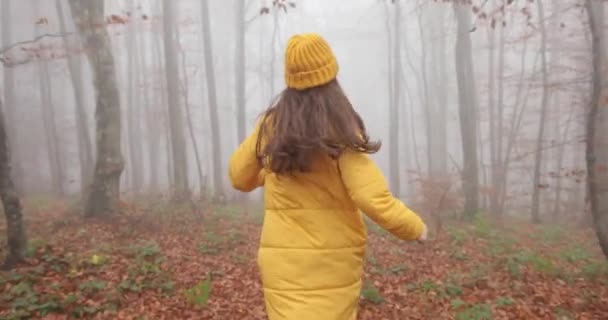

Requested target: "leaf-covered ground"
[{"left": 1, "top": 199, "right": 608, "bottom": 319}]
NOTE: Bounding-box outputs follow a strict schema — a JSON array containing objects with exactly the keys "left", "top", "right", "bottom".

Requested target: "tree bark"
[
  {"left": 269, "top": 10, "right": 279, "bottom": 100},
  {"left": 495, "top": 17, "right": 506, "bottom": 215},
  {"left": 236, "top": 0, "right": 246, "bottom": 144},
  {"left": 68, "top": 0, "right": 124, "bottom": 217},
  {"left": 553, "top": 111, "right": 574, "bottom": 218},
  {"left": 487, "top": 23, "right": 499, "bottom": 215},
  {"left": 178, "top": 40, "right": 206, "bottom": 196},
  {"left": 433, "top": 5, "right": 448, "bottom": 174},
  {"left": 422, "top": 4, "right": 448, "bottom": 175},
  {"left": 56, "top": 0, "right": 94, "bottom": 194},
  {"left": 35, "top": 3, "right": 65, "bottom": 196},
  {"left": 38, "top": 58, "right": 65, "bottom": 195},
  {"left": 201, "top": 0, "right": 225, "bottom": 199},
  {"left": 148, "top": 13, "right": 166, "bottom": 193},
  {"left": 0, "top": 97, "right": 26, "bottom": 269},
  {"left": 1, "top": 0, "right": 25, "bottom": 194},
  {"left": 162, "top": 0, "right": 189, "bottom": 199},
  {"left": 235, "top": 0, "right": 248, "bottom": 207},
  {"left": 585, "top": 0, "right": 608, "bottom": 258},
  {"left": 126, "top": 0, "right": 144, "bottom": 194},
  {"left": 389, "top": 0, "right": 401, "bottom": 197},
  {"left": 498, "top": 38, "right": 533, "bottom": 215},
  {"left": 454, "top": 3, "right": 480, "bottom": 219},
  {"left": 531, "top": 0, "right": 550, "bottom": 224}
]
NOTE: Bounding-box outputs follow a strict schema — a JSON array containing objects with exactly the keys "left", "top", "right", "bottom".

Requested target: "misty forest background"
[{"left": 1, "top": 0, "right": 608, "bottom": 319}]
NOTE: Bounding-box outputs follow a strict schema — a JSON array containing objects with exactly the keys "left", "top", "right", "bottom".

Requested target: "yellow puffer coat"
[{"left": 229, "top": 123, "right": 426, "bottom": 320}]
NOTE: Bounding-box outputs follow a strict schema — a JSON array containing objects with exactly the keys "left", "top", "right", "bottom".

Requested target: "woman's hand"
[{"left": 417, "top": 225, "right": 428, "bottom": 243}]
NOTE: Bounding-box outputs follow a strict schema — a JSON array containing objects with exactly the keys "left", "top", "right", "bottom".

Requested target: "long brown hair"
[{"left": 256, "top": 79, "right": 380, "bottom": 174}]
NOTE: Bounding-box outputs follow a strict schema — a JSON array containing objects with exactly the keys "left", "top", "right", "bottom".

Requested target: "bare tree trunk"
[
  {"left": 495, "top": 19, "right": 506, "bottom": 216},
  {"left": 68, "top": 0, "right": 124, "bottom": 217},
  {"left": 179, "top": 41, "right": 205, "bottom": 196},
  {"left": 126, "top": 0, "right": 144, "bottom": 194},
  {"left": 135, "top": 9, "right": 149, "bottom": 191},
  {"left": 235, "top": 0, "right": 248, "bottom": 207},
  {"left": 148, "top": 18, "right": 166, "bottom": 193},
  {"left": 454, "top": 3, "right": 480, "bottom": 219},
  {"left": 34, "top": 3, "right": 65, "bottom": 196},
  {"left": 38, "top": 61, "right": 65, "bottom": 195},
  {"left": 389, "top": 0, "right": 401, "bottom": 197},
  {"left": 554, "top": 111, "right": 574, "bottom": 218},
  {"left": 0, "top": 97, "right": 26, "bottom": 269},
  {"left": 269, "top": 11, "right": 279, "bottom": 100},
  {"left": 496, "top": 19, "right": 505, "bottom": 203},
  {"left": 235, "top": 0, "right": 247, "bottom": 145},
  {"left": 400, "top": 31, "right": 423, "bottom": 173},
  {"left": 585, "top": 0, "right": 608, "bottom": 258},
  {"left": 550, "top": 0, "right": 564, "bottom": 219},
  {"left": 145, "top": 88, "right": 160, "bottom": 193},
  {"left": 433, "top": 5, "right": 448, "bottom": 173},
  {"left": 498, "top": 37, "right": 533, "bottom": 215},
  {"left": 417, "top": 9, "right": 433, "bottom": 175},
  {"left": 163, "top": 0, "right": 189, "bottom": 199},
  {"left": 56, "top": 0, "right": 94, "bottom": 194},
  {"left": 1, "top": 0, "right": 25, "bottom": 194},
  {"left": 201, "top": 0, "right": 225, "bottom": 199},
  {"left": 487, "top": 23, "right": 498, "bottom": 215},
  {"left": 531, "top": 0, "right": 550, "bottom": 224},
  {"left": 421, "top": 4, "right": 448, "bottom": 176}
]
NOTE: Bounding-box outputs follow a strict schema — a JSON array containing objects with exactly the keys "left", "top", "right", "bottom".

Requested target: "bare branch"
[
  {"left": 0, "top": 32, "right": 73, "bottom": 56},
  {"left": 0, "top": 32, "right": 75, "bottom": 68}
]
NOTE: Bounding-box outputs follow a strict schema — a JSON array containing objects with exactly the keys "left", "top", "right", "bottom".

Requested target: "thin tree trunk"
[
  {"left": 68, "top": 0, "right": 124, "bottom": 217},
  {"left": 429, "top": 4, "right": 448, "bottom": 175},
  {"left": 400, "top": 29, "right": 422, "bottom": 173},
  {"left": 1, "top": 0, "right": 25, "bottom": 194},
  {"left": 417, "top": 10, "right": 433, "bottom": 174},
  {"left": 585, "top": 0, "right": 608, "bottom": 258},
  {"left": 56, "top": 0, "right": 93, "bottom": 194},
  {"left": 494, "top": 18, "right": 506, "bottom": 216},
  {"left": 553, "top": 111, "right": 574, "bottom": 218},
  {"left": 487, "top": 24, "right": 499, "bottom": 215},
  {"left": 38, "top": 59, "right": 65, "bottom": 195},
  {"left": 269, "top": 11, "right": 279, "bottom": 100},
  {"left": 498, "top": 37, "right": 534, "bottom": 215},
  {"left": 201, "top": 0, "right": 225, "bottom": 199},
  {"left": 179, "top": 42, "right": 205, "bottom": 196},
  {"left": 423, "top": 4, "right": 448, "bottom": 175},
  {"left": 383, "top": 0, "right": 394, "bottom": 167},
  {"left": 34, "top": 1, "right": 65, "bottom": 196},
  {"left": 235, "top": 0, "right": 248, "bottom": 207},
  {"left": 435, "top": 6, "right": 448, "bottom": 173},
  {"left": 126, "top": 0, "right": 144, "bottom": 193},
  {"left": 235, "top": 0, "right": 247, "bottom": 145},
  {"left": 531, "top": 0, "right": 550, "bottom": 224},
  {"left": 0, "top": 97, "right": 26, "bottom": 269},
  {"left": 163, "top": 0, "right": 189, "bottom": 199},
  {"left": 148, "top": 16, "right": 166, "bottom": 192},
  {"left": 454, "top": 3, "right": 480, "bottom": 219},
  {"left": 135, "top": 8, "right": 149, "bottom": 191},
  {"left": 389, "top": 0, "right": 401, "bottom": 197}
]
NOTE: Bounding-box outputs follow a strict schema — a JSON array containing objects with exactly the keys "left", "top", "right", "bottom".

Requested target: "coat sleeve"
[
  {"left": 229, "top": 122, "right": 265, "bottom": 192},
  {"left": 338, "top": 150, "right": 426, "bottom": 240}
]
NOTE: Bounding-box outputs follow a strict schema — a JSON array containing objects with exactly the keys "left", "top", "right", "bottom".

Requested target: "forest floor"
[{"left": 1, "top": 198, "right": 608, "bottom": 320}]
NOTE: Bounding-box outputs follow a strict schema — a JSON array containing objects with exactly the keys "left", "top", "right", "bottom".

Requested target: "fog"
[{"left": 1, "top": 0, "right": 596, "bottom": 220}]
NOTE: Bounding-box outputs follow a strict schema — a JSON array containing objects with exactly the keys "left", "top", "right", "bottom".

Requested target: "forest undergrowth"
[{"left": 1, "top": 197, "right": 608, "bottom": 320}]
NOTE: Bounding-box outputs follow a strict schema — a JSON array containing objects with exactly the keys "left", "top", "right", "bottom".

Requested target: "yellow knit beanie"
[{"left": 284, "top": 33, "right": 339, "bottom": 90}]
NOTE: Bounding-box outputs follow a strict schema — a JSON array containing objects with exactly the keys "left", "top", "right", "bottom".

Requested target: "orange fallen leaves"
[{"left": 1, "top": 205, "right": 608, "bottom": 319}]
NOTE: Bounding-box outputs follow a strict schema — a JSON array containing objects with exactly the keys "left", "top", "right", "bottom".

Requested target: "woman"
[{"left": 229, "top": 33, "right": 427, "bottom": 320}]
